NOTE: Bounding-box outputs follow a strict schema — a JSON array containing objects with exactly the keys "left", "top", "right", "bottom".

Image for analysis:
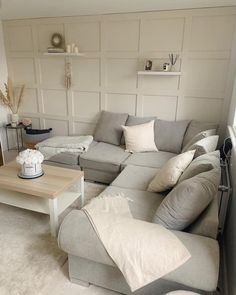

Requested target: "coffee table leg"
[
  {"left": 49, "top": 198, "right": 59, "bottom": 237},
  {"left": 81, "top": 176, "right": 84, "bottom": 207}
]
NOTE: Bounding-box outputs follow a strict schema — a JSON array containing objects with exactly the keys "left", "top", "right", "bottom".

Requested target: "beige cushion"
[
  {"left": 185, "top": 135, "right": 219, "bottom": 158},
  {"left": 182, "top": 129, "right": 216, "bottom": 152},
  {"left": 153, "top": 168, "right": 220, "bottom": 230},
  {"left": 122, "top": 120, "right": 158, "bottom": 153},
  {"left": 147, "top": 150, "right": 195, "bottom": 193}
]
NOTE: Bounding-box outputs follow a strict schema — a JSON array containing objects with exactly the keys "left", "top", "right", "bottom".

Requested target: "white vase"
[{"left": 11, "top": 113, "right": 19, "bottom": 127}]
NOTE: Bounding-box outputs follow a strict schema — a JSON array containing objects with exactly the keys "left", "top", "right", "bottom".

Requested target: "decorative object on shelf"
[
  {"left": 65, "top": 62, "right": 72, "bottom": 89},
  {"left": 21, "top": 117, "right": 32, "bottom": 127},
  {"left": 145, "top": 60, "right": 152, "bottom": 71},
  {"left": 16, "top": 149, "right": 44, "bottom": 179},
  {"left": 47, "top": 32, "right": 65, "bottom": 53},
  {"left": 169, "top": 53, "right": 179, "bottom": 71},
  {"left": 163, "top": 62, "right": 171, "bottom": 72},
  {"left": 0, "top": 77, "right": 25, "bottom": 127},
  {"left": 66, "top": 43, "right": 80, "bottom": 54}
]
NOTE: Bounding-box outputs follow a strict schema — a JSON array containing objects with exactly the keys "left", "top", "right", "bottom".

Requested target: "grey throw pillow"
[
  {"left": 178, "top": 150, "right": 220, "bottom": 183},
  {"left": 94, "top": 111, "right": 128, "bottom": 146},
  {"left": 186, "top": 135, "right": 219, "bottom": 158},
  {"left": 183, "top": 120, "right": 219, "bottom": 148},
  {"left": 153, "top": 168, "right": 221, "bottom": 230},
  {"left": 182, "top": 129, "right": 216, "bottom": 153},
  {"left": 121, "top": 115, "right": 156, "bottom": 145},
  {"left": 154, "top": 119, "right": 190, "bottom": 154}
]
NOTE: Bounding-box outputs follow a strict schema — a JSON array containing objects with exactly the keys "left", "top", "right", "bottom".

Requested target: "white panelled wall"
[{"left": 2, "top": 7, "right": 236, "bottom": 138}]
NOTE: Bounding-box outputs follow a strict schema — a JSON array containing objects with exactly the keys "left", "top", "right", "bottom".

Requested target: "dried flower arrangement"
[{"left": 0, "top": 77, "right": 25, "bottom": 114}]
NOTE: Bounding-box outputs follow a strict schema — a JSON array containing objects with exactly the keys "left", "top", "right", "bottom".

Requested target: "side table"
[{"left": 5, "top": 123, "right": 32, "bottom": 152}]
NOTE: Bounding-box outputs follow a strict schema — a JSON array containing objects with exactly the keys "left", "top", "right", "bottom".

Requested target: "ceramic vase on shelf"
[{"left": 11, "top": 113, "right": 19, "bottom": 127}]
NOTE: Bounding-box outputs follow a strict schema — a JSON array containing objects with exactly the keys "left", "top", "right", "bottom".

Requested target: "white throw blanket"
[
  {"left": 36, "top": 135, "right": 93, "bottom": 160},
  {"left": 83, "top": 195, "right": 191, "bottom": 292}
]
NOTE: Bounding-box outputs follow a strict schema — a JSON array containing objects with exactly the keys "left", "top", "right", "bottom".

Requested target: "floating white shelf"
[
  {"left": 43, "top": 52, "right": 85, "bottom": 56},
  {"left": 137, "top": 71, "right": 181, "bottom": 76}
]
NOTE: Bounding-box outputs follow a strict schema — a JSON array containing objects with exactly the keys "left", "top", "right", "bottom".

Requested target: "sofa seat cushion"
[
  {"left": 99, "top": 186, "right": 164, "bottom": 222},
  {"left": 122, "top": 151, "right": 177, "bottom": 169},
  {"left": 111, "top": 165, "right": 160, "bottom": 191},
  {"left": 80, "top": 142, "right": 130, "bottom": 173},
  {"left": 58, "top": 211, "right": 219, "bottom": 292}
]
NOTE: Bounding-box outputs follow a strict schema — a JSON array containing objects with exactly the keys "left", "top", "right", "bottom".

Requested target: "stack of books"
[{"left": 47, "top": 47, "right": 65, "bottom": 53}]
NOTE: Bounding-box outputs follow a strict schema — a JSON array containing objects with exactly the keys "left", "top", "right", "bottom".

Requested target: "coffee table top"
[{"left": 0, "top": 161, "right": 84, "bottom": 199}]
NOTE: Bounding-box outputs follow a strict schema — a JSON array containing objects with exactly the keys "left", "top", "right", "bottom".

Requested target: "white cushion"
[
  {"left": 185, "top": 135, "right": 219, "bottom": 158},
  {"left": 122, "top": 120, "right": 158, "bottom": 153},
  {"left": 182, "top": 129, "right": 216, "bottom": 152},
  {"left": 147, "top": 150, "right": 195, "bottom": 193}
]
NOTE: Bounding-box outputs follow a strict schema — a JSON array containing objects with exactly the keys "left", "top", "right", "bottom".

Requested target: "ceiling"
[{"left": 0, "top": 0, "right": 236, "bottom": 20}]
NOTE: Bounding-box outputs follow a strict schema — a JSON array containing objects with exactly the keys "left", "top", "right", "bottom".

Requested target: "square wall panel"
[
  {"left": 40, "top": 58, "right": 65, "bottom": 88},
  {"left": 140, "top": 18, "right": 185, "bottom": 52},
  {"left": 7, "top": 26, "right": 33, "bottom": 52},
  {"left": 177, "top": 97, "right": 223, "bottom": 122},
  {"left": 103, "top": 20, "right": 139, "bottom": 51},
  {"left": 106, "top": 93, "right": 136, "bottom": 115},
  {"left": 190, "top": 15, "right": 235, "bottom": 51},
  {"left": 42, "top": 89, "right": 68, "bottom": 116},
  {"left": 139, "top": 75, "right": 180, "bottom": 91},
  {"left": 19, "top": 88, "right": 38, "bottom": 114},
  {"left": 106, "top": 59, "right": 138, "bottom": 88},
  {"left": 44, "top": 119, "right": 69, "bottom": 136},
  {"left": 142, "top": 95, "right": 177, "bottom": 120},
  {"left": 66, "top": 22, "right": 100, "bottom": 52},
  {"left": 72, "top": 91, "right": 100, "bottom": 118},
  {"left": 73, "top": 122, "right": 96, "bottom": 135},
  {"left": 72, "top": 58, "right": 100, "bottom": 88},
  {"left": 38, "top": 24, "right": 64, "bottom": 52},
  {"left": 29, "top": 117, "right": 40, "bottom": 129},
  {"left": 10, "top": 58, "right": 36, "bottom": 85},
  {"left": 187, "top": 59, "right": 229, "bottom": 93}
]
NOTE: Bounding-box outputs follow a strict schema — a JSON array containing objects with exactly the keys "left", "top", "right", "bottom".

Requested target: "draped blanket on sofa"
[{"left": 82, "top": 195, "right": 191, "bottom": 292}]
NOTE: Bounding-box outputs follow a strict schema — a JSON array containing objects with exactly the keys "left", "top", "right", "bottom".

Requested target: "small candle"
[
  {"left": 66, "top": 44, "right": 71, "bottom": 53},
  {"left": 74, "top": 46, "right": 79, "bottom": 54},
  {"left": 71, "top": 43, "right": 75, "bottom": 52}
]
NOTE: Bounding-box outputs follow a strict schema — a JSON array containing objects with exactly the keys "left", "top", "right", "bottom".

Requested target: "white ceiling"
[{"left": 0, "top": 0, "right": 236, "bottom": 20}]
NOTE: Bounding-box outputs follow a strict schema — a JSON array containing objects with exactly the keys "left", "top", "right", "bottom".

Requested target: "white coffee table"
[{"left": 0, "top": 161, "right": 84, "bottom": 237}]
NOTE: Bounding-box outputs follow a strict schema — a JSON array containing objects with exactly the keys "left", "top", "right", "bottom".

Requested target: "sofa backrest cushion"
[
  {"left": 94, "top": 111, "right": 128, "bottom": 146},
  {"left": 185, "top": 135, "right": 219, "bottom": 158},
  {"left": 183, "top": 120, "right": 219, "bottom": 148},
  {"left": 182, "top": 129, "right": 217, "bottom": 153},
  {"left": 178, "top": 150, "right": 220, "bottom": 183},
  {"left": 121, "top": 115, "right": 156, "bottom": 145},
  {"left": 154, "top": 119, "right": 190, "bottom": 154},
  {"left": 152, "top": 168, "right": 220, "bottom": 231}
]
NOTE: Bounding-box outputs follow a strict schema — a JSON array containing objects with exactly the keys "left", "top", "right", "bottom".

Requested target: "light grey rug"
[{"left": 0, "top": 182, "right": 118, "bottom": 295}]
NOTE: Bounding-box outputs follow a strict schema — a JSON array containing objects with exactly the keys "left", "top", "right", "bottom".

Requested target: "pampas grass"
[{"left": 0, "top": 77, "right": 25, "bottom": 114}]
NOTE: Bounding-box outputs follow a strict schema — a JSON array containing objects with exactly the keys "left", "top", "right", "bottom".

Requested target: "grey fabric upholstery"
[
  {"left": 111, "top": 165, "right": 159, "bottom": 191},
  {"left": 122, "top": 151, "right": 176, "bottom": 169},
  {"left": 187, "top": 135, "right": 219, "bottom": 158},
  {"left": 58, "top": 210, "right": 219, "bottom": 292},
  {"left": 80, "top": 142, "right": 130, "bottom": 173},
  {"left": 46, "top": 152, "right": 81, "bottom": 166},
  {"left": 154, "top": 120, "right": 190, "bottom": 153},
  {"left": 183, "top": 121, "right": 219, "bottom": 148},
  {"left": 94, "top": 111, "right": 128, "bottom": 145},
  {"left": 121, "top": 115, "right": 156, "bottom": 145},
  {"left": 83, "top": 168, "right": 119, "bottom": 184}
]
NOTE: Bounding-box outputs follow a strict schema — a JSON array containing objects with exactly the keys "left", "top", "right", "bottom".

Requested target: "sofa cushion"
[
  {"left": 153, "top": 168, "right": 220, "bottom": 230},
  {"left": 122, "top": 120, "right": 158, "bottom": 153},
  {"left": 111, "top": 165, "right": 160, "bottom": 191},
  {"left": 147, "top": 150, "right": 195, "bottom": 193},
  {"left": 121, "top": 115, "right": 156, "bottom": 145},
  {"left": 186, "top": 135, "right": 219, "bottom": 158},
  {"left": 80, "top": 142, "right": 130, "bottom": 173},
  {"left": 179, "top": 150, "right": 220, "bottom": 183},
  {"left": 99, "top": 186, "right": 164, "bottom": 222},
  {"left": 122, "top": 151, "right": 177, "bottom": 169},
  {"left": 183, "top": 120, "right": 219, "bottom": 148},
  {"left": 94, "top": 111, "right": 128, "bottom": 146},
  {"left": 182, "top": 129, "right": 217, "bottom": 152},
  {"left": 154, "top": 119, "right": 190, "bottom": 153}
]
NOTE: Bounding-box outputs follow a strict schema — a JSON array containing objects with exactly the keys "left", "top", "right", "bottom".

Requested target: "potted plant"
[{"left": 0, "top": 77, "right": 25, "bottom": 127}]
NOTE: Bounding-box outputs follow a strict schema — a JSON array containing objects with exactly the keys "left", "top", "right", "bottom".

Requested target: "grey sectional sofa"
[{"left": 55, "top": 112, "right": 221, "bottom": 294}]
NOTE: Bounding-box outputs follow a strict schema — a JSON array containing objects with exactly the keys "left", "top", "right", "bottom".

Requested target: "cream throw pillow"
[
  {"left": 122, "top": 120, "right": 158, "bottom": 153},
  {"left": 148, "top": 150, "right": 195, "bottom": 192}
]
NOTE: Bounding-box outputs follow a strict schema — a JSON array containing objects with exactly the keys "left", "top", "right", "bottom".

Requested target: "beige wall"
[{"left": 2, "top": 7, "right": 236, "bottom": 137}]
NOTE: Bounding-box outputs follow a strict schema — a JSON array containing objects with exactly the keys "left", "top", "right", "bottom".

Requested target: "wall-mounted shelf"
[
  {"left": 43, "top": 52, "right": 85, "bottom": 57},
  {"left": 137, "top": 71, "right": 181, "bottom": 76}
]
